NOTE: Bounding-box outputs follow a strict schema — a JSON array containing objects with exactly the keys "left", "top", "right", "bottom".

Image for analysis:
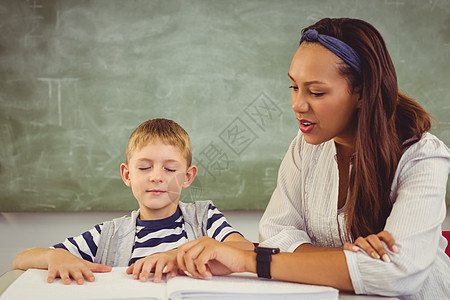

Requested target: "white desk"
[
  {"left": 0, "top": 270, "right": 23, "bottom": 296},
  {"left": 0, "top": 270, "right": 398, "bottom": 299}
]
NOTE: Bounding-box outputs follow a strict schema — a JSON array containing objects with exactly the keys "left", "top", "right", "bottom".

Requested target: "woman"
[{"left": 176, "top": 18, "right": 450, "bottom": 299}]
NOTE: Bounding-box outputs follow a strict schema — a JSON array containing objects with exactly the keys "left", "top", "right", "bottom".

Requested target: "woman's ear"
[
  {"left": 120, "top": 163, "right": 131, "bottom": 187},
  {"left": 356, "top": 98, "right": 363, "bottom": 109},
  {"left": 353, "top": 87, "right": 362, "bottom": 109},
  {"left": 182, "top": 165, "right": 198, "bottom": 188}
]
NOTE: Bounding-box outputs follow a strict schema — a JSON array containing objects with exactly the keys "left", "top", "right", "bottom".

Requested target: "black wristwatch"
[{"left": 254, "top": 246, "right": 280, "bottom": 279}]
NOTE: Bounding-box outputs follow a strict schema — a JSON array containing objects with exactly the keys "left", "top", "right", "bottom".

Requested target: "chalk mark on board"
[
  {"left": 23, "top": 0, "right": 45, "bottom": 49},
  {"left": 384, "top": 0, "right": 405, "bottom": 7},
  {"left": 38, "top": 78, "right": 78, "bottom": 127},
  {"left": 28, "top": 0, "right": 43, "bottom": 12}
]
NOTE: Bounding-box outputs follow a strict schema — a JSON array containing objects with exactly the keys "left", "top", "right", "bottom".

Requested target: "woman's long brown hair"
[{"left": 303, "top": 18, "right": 431, "bottom": 239}]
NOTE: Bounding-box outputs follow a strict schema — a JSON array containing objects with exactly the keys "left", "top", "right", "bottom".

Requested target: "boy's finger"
[
  {"left": 47, "top": 269, "right": 57, "bottom": 283},
  {"left": 59, "top": 269, "right": 71, "bottom": 285},
  {"left": 126, "top": 264, "right": 134, "bottom": 274},
  {"left": 81, "top": 267, "right": 95, "bottom": 282},
  {"left": 89, "top": 262, "right": 112, "bottom": 273},
  {"left": 169, "top": 269, "right": 178, "bottom": 278},
  {"left": 162, "top": 262, "right": 175, "bottom": 274},
  {"left": 153, "top": 261, "right": 167, "bottom": 283},
  {"left": 70, "top": 270, "right": 85, "bottom": 285},
  {"left": 132, "top": 260, "right": 144, "bottom": 279},
  {"left": 139, "top": 261, "right": 155, "bottom": 282}
]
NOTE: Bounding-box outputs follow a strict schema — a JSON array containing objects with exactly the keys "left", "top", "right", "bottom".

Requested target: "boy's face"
[{"left": 120, "top": 140, "right": 197, "bottom": 220}]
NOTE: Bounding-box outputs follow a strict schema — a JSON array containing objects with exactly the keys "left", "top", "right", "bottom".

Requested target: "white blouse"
[{"left": 259, "top": 131, "right": 450, "bottom": 299}]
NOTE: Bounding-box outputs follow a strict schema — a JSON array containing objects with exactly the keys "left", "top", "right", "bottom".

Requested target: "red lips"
[{"left": 298, "top": 119, "right": 316, "bottom": 134}]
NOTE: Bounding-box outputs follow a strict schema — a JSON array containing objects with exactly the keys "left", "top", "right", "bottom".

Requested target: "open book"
[{"left": 0, "top": 267, "right": 338, "bottom": 300}]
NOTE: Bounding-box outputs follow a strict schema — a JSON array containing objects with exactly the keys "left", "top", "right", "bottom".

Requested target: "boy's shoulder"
[
  {"left": 100, "top": 210, "right": 139, "bottom": 238},
  {"left": 179, "top": 200, "right": 214, "bottom": 209},
  {"left": 179, "top": 200, "right": 221, "bottom": 224},
  {"left": 179, "top": 200, "right": 216, "bottom": 240},
  {"left": 179, "top": 200, "right": 214, "bottom": 219}
]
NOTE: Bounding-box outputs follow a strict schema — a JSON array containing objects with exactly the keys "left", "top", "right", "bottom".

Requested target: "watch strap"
[
  {"left": 254, "top": 247, "right": 279, "bottom": 279},
  {"left": 256, "top": 251, "right": 273, "bottom": 278}
]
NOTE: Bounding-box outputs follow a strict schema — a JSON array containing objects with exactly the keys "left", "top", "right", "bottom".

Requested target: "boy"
[{"left": 12, "top": 118, "right": 252, "bottom": 285}]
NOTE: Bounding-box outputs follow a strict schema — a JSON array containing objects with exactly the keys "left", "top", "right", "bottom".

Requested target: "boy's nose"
[{"left": 149, "top": 169, "right": 163, "bottom": 182}]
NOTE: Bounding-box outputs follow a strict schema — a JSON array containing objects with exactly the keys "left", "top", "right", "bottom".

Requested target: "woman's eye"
[
  {"left": 311, "top": 92, "right": 325, "bottom": 97},
  {"left": 289, "top": 85, "right": 298, "bottom": 91}
]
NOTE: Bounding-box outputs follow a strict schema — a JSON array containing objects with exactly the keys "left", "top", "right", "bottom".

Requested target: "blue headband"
[{"left": 300, "top": 29, "right": 361, "bottom": 75}]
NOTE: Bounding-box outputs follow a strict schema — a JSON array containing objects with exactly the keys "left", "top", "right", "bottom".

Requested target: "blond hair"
[{"left": 125, "top": 119, "right": 192, "bottom": 166}]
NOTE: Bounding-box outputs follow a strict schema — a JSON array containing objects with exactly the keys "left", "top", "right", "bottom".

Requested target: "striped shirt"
[
  {"left": 53, "top": 204, "right": 238, "bottom": 266},
  {"left": 259, "top": 131, "right": 450, "bottom": 299}
]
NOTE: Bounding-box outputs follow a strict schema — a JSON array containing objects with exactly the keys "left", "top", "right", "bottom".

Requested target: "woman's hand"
[
  {"left": 126, "top": 249, "right": 179, "bottom": 283},
  {"left": 344, "top": 230, "right": 399, "bottom": 262},
  {"left": 177, "top": 236, "right": 252, "bottom": 278}
]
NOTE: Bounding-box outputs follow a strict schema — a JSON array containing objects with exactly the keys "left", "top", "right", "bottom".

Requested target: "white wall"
[{"left": 1, "top": 208, "right": 449, "bottom": 276}]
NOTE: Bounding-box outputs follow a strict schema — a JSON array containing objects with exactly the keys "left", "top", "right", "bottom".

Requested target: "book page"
[
  {"left": 166, "top": 273, "right": 338, "bottom": 300},
  {"left": 0, "top": 267, "right": 165, "bottom": 300}
]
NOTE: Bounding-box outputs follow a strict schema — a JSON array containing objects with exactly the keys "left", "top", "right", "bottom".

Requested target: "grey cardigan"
[{"left": 94, "top": 200, "right": 213, "bottom": 267}]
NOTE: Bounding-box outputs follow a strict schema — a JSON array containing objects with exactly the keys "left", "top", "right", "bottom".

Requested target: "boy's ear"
[
  {"left": 120, "top": 163, "right": 131, "bottom": 187},
  {"left": 182, "top": 165, "right": 198, "bottom": 188}
]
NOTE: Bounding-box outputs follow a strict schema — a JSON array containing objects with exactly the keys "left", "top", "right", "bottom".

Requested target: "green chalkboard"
[{"left": 0, "top": 0, "right": 449, "bottom": 211}]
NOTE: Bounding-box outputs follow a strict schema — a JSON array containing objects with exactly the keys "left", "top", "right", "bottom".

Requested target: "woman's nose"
[{"left": 291, "top": 92, "right": 309, "bottom": 113}]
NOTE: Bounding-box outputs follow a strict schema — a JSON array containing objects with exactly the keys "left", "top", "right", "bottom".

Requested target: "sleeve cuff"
[
  {"left": 344, "top": 250, "right": 366, "bottom": 294},
  {"left": 287, "top": 240, "right": 308, "bottom": 252}
]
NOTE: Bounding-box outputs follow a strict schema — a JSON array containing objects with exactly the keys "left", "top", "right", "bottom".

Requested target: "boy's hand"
[
  {"left": 46, "top": 248, "right": 111, "bottom": 285},
  {"left": 343, "top": 230, "right": 399, "bottom": 262},
  {"left": 126, "top": 249, "right": 178, "bottom": 283}
]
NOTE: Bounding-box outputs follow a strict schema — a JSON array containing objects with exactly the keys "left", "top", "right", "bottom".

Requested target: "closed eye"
[
  {"left": 311, "top": 92, "right": 325, "bottom": 97},
  {"left": 289, "top": 85, "right": 298, "bottom": 91}
]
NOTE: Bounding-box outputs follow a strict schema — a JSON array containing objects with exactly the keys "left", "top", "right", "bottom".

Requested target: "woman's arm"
[
  {"left": 222, "top": 232, "right": 255, "bottom": 250},
  {"left": 259, "top": 134, "right": 313, "bottom": 252},
  {"left": 176, "top": 237, "right": 354, "bottom": 291},
  {"left": 345, "top": 136, "right": 450, "bottom": 296},
  {"left": 272, "top": 249, "right": 353, "bottom": 290}
]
